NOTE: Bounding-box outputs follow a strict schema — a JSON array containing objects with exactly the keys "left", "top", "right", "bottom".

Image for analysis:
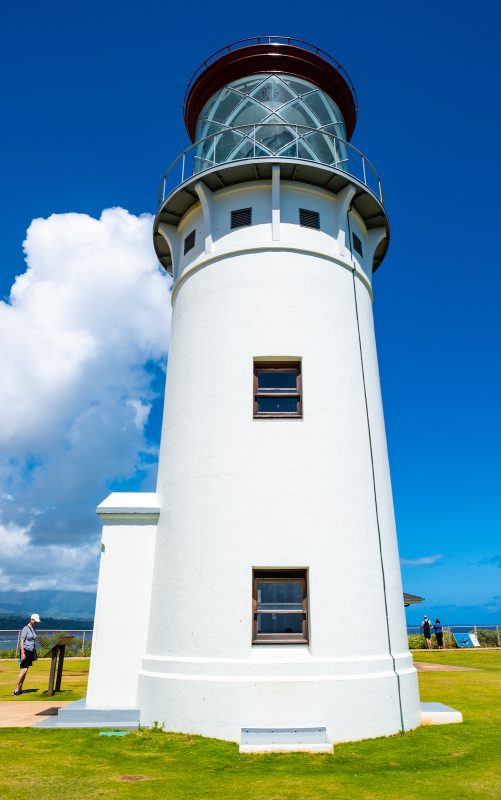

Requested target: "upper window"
[
  {"left": 253, "top": 361, "right": 302, "bottom": 418},
  {"left": 184, "top": 230, "right": 196, "bottom": 254},
  {"left": 253, "top": 570, "right": 308, "bottom": 644},
  {"left": 299, "top": 208, "right": 320, "bottom": 230},
  {"left": 352, "top": 232, "right": 363, "bottom": 257},
  {"left": 231, "top": 207, "right": 252, "bottom": 229}
]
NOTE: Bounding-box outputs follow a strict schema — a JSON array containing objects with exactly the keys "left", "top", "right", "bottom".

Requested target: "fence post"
[
  {"left": 16, "top": 630, "right": 21, "bottom": 657},
  {"left": 81, "top": 631, "right": 86, "bottom": 656}
]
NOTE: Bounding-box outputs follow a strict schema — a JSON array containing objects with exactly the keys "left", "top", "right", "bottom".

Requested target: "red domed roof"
[{"left": 184, "top": 37, "right": 358, "bottom": 142}]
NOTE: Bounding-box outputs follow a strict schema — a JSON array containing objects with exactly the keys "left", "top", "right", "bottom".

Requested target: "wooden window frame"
[
  {"left": 252, "top": 569, "right": 309, "bottom": 645},
  {"left": 253, "top": 361, "right": 302, "bottom": 419}
]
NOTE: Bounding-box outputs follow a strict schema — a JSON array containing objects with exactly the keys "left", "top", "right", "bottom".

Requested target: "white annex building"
[{"left": 83, "top": 37, "right": 427, "bottom": 747}]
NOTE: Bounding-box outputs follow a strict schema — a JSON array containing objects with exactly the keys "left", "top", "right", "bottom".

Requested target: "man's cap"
[{"left": 30, "top": 613, "right": 41, "bottom": 622}]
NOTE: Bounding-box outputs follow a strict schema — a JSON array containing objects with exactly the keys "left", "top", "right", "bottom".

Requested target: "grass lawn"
[
  {"left": 0, "top": 657, "right": 89, "bottom": 702},
  {"left": 0, "top": 650, "right": 499, "bottom": 800}
]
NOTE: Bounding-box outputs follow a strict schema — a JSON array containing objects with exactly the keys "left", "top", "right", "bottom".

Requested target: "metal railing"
[
  {"left": 158, "top": 124, "right": 383, "bottom": 207},
  {"left": 0, "top": 629, "right": 93, "bottom": 658},
  {"left": 183, "top": 36, "right": 358, "bottom": 115},
  {"left": 1, "top": 626, "right": 498, "bottom": 657}
]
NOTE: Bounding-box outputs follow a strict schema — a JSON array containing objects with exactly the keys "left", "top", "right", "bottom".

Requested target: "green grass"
[
  {"left": 0, "top": 657, "right": 89, "bottom": 701},
  {"left": 0, "top": 650, "right": 500, "bottom": 800}
]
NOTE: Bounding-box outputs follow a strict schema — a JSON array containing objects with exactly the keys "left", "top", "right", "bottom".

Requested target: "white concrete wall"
[
  {"left": 138, "top": 177, "right": 420, "bottom": 741},
  {"left": 86, "top": 493, "right": 159, "bottom": 708}
]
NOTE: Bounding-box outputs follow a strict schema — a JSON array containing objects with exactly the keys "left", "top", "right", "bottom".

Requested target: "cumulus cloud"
[
  {"left": 0, "top": 208, "right": 171, "bottom": 591},
  {"left": 400, "top": 553, "right": 444, "bottom": 566}
]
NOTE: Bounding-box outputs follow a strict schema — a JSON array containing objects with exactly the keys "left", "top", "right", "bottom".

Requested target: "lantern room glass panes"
[{"left": 194, "top": 74, "right": 348, "bottom": 174}]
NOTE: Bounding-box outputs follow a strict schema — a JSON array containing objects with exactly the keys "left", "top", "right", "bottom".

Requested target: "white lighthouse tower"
[{"left": 85, "top": 36, "right": 422, "bottom": 746}]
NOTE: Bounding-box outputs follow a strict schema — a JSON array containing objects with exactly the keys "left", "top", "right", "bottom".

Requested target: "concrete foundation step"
[
  {"left": 34, "top": 698, "right": 140, "bottom": 729},
  {"left": 240, "top": 726, "right": 333, "bottom": 753},
  {"left": 420, "top": 702, "right": 463, "bottom": 725}
]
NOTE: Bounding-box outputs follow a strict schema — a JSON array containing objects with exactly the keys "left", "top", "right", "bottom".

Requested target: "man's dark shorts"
[{"left": 20, "top": 652, "right": 36, "bottom": 668}]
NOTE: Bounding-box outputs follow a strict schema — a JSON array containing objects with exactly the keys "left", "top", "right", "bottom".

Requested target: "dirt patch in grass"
[{"left": 414, "top": 662, "right": 479, "bottom": 672}]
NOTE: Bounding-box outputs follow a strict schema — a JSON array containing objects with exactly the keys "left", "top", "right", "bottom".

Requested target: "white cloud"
[
  {"left": 0, "top": 522, "right": 98, "bottom": 592},
  {"left": 0, "top": 208, "right": 171, "bottom": 591},
  {"left": 401, "top": 553, "right": 444, "bottom": 566},
  {"left": 0, "top": 522, "right": 31, "bottom": 559}
]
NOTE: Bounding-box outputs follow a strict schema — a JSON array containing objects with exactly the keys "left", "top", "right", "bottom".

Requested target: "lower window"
[{"left": 252, "top": 570, "right": 308, "bottom": 644}]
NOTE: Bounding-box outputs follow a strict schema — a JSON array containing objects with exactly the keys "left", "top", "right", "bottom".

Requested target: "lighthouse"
[{"left": 85, "top": 36, "right": 422, "bottom": 745}]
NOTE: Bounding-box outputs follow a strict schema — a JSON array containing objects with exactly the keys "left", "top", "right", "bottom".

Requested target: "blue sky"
[{"left": 1, "top": 1, "right": 500, "bottom": 623}]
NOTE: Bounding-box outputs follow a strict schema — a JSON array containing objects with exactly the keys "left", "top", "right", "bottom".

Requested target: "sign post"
[{"left": 45, "top": 636, "right": 75, "bottom": 696}]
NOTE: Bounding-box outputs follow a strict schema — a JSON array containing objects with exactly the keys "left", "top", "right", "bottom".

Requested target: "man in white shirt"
[{"left": 13, "top": 613, "right": 40, "bottom": 696}]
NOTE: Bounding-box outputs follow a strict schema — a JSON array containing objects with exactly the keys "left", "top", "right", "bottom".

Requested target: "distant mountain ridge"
[{"left": 0, "top": 590, "right": 95, "bottom": 620}]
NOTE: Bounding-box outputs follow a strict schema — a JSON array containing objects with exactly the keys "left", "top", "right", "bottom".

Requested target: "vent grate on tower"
[
  {"left": 352, "top": 232, "right": 363, "bottom": 256},
  {"left": 231, "top": 207, "right": 252, "bottom": 229},
  {"left": 299, "top": 209, "right": 320, "bottom": 230},
  {"left": 184, "top": 230, "right": 196, "bottom": 254}
]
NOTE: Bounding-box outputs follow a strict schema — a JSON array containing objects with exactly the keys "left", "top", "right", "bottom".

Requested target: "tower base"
[{"left": 137, "top": 652, "right": 421, "bottom": 743}]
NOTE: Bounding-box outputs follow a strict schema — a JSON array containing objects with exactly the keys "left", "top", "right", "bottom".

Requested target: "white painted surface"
[
  {"left": 421, "top": 703, "right": 463, "bottom": 725},
  {"left": 86, "top": 494, "right": 159, "bottom": 708},
  {"left": 136, "top": 177, "right": 421, "bottom": 742}
]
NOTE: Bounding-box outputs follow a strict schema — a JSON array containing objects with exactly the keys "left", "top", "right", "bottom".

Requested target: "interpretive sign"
[
  {"left": 44, "top": 635, "right": 75, "bottom": 696},
  {"left": 453, "top": 632, "right": 480, "bottom": 648}
]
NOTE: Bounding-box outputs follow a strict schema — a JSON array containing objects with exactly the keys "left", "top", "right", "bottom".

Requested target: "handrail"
[
  {"left": 183, "top": 36, "right": 358, "bottom": 115},
  {"left": 158, "top": 124, "right": 383, "bottom": 207}
]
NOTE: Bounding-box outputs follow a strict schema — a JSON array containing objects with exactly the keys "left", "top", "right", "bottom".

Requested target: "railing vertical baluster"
[
  {"left": 497, "top": 626, "right": 500, "bottom": 647},
  {"left": 156, "top": 125, "right": 386, "bottom": 213},
  {"left": 81, "top": 630, "right": 86, "bottom": 656}
]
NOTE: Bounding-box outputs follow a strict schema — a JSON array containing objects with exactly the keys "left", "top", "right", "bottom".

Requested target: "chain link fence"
[
  {"left": 0, "top": 629, "right": 93, "bottom": 658},
  {"left": 1, "top": 625, "right": 499, "bottom": 657}
]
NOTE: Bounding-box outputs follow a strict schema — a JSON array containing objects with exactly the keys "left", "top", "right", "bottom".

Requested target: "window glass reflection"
[
  {"left": 257, "top": 371, "right": 297, "bottom": 390},
  {"left": 257, "top": 397, "right": 298, "bottom": 413},
  {"left": 256, "top": 613, "right": 303, "bottom": 634}
]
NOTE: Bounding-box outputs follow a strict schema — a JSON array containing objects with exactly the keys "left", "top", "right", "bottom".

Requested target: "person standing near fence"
[
  {"left": 434, "top": 619, "right": 444, "bottom": 648},
  {"left": 420, "top": 615, "right": 433, "bottom": 649},
  {"left": 13, "top": 613, "right": 40, "bottom": 696}
]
